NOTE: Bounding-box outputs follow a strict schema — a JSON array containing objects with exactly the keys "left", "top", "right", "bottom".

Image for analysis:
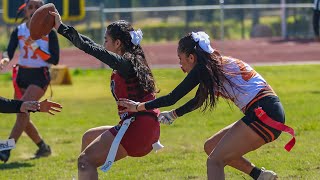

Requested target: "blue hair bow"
[{"left": 129, "top": 29, "right": 143, "bottom": 45}]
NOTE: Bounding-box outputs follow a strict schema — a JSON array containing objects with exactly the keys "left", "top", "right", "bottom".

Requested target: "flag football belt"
[
  {"left": 254, "top": 107, "right": 295, "bottom": 152},
  {"left": 12, "top": 65, "right": 23, "bottom": 99},
  {"left": 100, "top": 117, "right": 135, "bottom": 172},
  {"left": 0, "top": 139, "right": 16, "bottom": 152}
]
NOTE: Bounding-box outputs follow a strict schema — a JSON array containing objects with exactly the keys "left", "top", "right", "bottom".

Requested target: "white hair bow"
[
  {"left": 129, "top": 29, "right": 143, "bottom": 45},
  {"left": 191, "top": 31, "right": 214, "bottom": 53}
]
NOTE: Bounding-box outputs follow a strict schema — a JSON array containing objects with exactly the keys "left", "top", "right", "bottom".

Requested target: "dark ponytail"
[
  {"left": 15, "top": 1, "right": 28, "bottom": 22},
  {"left": 107, "top": 20, "right": 157, "bottom": 93}
]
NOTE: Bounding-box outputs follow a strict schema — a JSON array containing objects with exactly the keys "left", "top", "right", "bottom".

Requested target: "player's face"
[
  {"left": 104, "top": 33, "right": 118, "bottom": 53},
  {"left": 26, "top": 0, "right": 43, "bottom": 20},
  {"left": 178, "top": 52, "right": 196, "bottom": 73}
]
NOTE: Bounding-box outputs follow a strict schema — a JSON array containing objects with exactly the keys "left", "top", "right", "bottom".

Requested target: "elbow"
[
  {"left": 51, "top": 60, "right": 59, "bottom": 65},
  {"left": 53, "top": 56, "right": 59, "bottom": 63},
  {"left": 47, "top": 56, "right": 59, "bottom": 65},
  {"left": 55, "top": 56, "right": 60, "bottom": 63}
]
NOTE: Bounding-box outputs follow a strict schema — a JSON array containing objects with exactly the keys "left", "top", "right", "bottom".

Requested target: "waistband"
[
  {"left": 16, "top": 64, "right": 48, "bottom": 69},
  {"left": 122, "top": 111, "right": 158, "bottom": 121},
  {"left": 242, "top": 85, "right": 277, "bottom": 112}
]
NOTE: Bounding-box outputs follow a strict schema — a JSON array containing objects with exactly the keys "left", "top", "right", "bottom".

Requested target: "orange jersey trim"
[
  {"left": 34, "top": 48, "right": 51, "bottom": 60},
  {"left": 253, "top": 121, "right": 275, "bottom": 142},
  {"left": 251, "top": 123, "right": 270, "bottom": 142}
]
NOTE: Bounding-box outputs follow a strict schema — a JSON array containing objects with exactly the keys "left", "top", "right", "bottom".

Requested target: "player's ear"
[
  {"left": 114, "top": 39, "right": 122, "bottom": 49},
  {"left": 188, "top": 53, "right": 196, "bottom": 64}
]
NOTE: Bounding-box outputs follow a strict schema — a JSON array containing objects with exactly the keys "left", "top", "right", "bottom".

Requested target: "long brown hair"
[
  {"left": 107, "top": 20, "right": 157, "bottom": 93},
  {"left": 178, "top": 33, "right": 234, "bottom": 111}
]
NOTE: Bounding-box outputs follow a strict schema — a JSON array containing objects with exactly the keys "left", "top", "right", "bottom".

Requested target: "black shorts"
[
  {"left": 16, "top": 66, "right": 50, "bottom": 90},
  {"left": 242, "top": 95, "right": 285, "bottom": 143}
]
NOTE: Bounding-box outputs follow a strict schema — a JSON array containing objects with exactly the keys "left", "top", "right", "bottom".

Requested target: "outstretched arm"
[
  {"left": 49, "top": 11, "right": 133, "bottom": 73},
  {"left": 174, "top": 88, "right": 201, "bottom": 117},
  {"left": 0, "top": 97, "right": 24, "bottom": 113},
  {"left": 154, "top": 88, "right": 200, "bottom": 125},
  {"left": 0, "top": 97, "right": 62, "bottom": 115},
  {"left": 118, "top": 64, "right": 202, "bottom": 114}
]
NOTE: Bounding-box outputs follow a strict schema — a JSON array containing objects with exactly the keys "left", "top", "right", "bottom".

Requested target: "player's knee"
[
  {"left": 204, "top": 141, "right": 213, "bottom": 155},
  {"left": 204, "top": 138, "right": 219, "bottom": 155},
  {"left": 207, "top": 155, "right": 225, "bottom": 168},
  {"left": 78, "top": 153, "right": 93, "bottom": 171},
  {"left": 207, "top": 149, "right": 230, "bottom": 167},
  {"left": 81, "top": 129, "right": 95, "bottom": 146},
  {"left": 81, "top": 131, "right": 90, "bottom": 144}
]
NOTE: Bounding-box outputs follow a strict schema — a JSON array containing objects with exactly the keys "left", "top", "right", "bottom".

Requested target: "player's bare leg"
[
  {"left": 11, "top": 85, "right": 50, "bottom": 159},
  {"left": 78, "top": 130, "right": 127, "bottom": 180},
  {"left": 10, "top": 85, "right": 44, "bottom": 141},
  {"left": 81, "top": 126, "right": 113, "bottom": 151},
  {"left": 206, "top": 120, "right": 265, "bottom": 180},
  {"left": 204, "top": 122, "right": 255, "bottom": 174}
]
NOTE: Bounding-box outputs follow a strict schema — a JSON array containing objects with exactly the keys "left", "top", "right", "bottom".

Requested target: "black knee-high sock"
[{"left": 249, "top": 167, "right": 262, "bottom": 180}]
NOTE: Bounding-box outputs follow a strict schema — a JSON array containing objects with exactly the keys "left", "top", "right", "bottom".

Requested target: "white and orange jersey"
[
  {"left": 17, "top": 23, "right": 50, "bottom": 67},
  {"left": 217, "top": 56, "right": 276, "bottom": 111}
]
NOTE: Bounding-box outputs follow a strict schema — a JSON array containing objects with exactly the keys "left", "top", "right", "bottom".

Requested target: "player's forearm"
[
  {"left": 45, "top": 30, "right": 60, "bottom": 65},
  {"left": 0, "top": 97, "right": 23, "bottom": 113}
]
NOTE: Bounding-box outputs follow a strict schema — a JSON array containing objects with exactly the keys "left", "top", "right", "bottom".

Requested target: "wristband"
[
  {"left": 28, "top": 108, "right": 40, "bottom": 113},
  {"left": 172, "top": 110, "right": 177, "bottom": 118}
]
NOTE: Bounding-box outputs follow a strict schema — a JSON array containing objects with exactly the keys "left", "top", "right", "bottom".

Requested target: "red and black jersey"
[{"left": 111, "top": 71, "right": 159, "bottom": 120}]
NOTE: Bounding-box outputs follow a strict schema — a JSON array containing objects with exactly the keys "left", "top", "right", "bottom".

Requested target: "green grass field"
[{"left": 0, "top": 65, "right": 320, "bottom": 179}]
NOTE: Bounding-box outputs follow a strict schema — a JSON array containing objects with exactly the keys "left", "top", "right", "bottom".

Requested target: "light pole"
[
  {"left": 281, "top": 0, "right": 287, "bottom": 39},
  {"left": 100, "top": 2, "right": 106, "bottom": 68},
  {"left": 220, "top": 0, "right": 225, "bottom": 41}
]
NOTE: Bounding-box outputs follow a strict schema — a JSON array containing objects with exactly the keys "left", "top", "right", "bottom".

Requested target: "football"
[{"left": 30, "top": 3, "right": 56, "bottom": 40}]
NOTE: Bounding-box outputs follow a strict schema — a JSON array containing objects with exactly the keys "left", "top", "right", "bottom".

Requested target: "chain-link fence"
[
  {"left": 0, "top": 2, "right": 315, "bottom": 48},
  {"left": 82, "top": 3, "right": 314, "bottom": 42}
]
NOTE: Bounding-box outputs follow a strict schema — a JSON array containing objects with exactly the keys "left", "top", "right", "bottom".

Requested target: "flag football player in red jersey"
[
  {"left": 50, "top": 11, "right": 163, "bottom": 180},
  {"left": 0, "top": 0, "right": 59, "bottom": 163}
]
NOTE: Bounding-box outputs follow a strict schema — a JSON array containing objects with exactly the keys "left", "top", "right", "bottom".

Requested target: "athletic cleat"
[
  {"left": 0, "top": 150, "right": 11, "bottom": 163},
  {"left": 257, "top": 167, "right": 278, "bottom": 180},
  {"left": 34, "top": 144, "right": 51, "bottom": 158}
]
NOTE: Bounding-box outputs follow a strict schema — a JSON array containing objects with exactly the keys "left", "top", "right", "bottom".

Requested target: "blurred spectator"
[{"left": 313, "top": 0, "right": 320, "bottom": 41}]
